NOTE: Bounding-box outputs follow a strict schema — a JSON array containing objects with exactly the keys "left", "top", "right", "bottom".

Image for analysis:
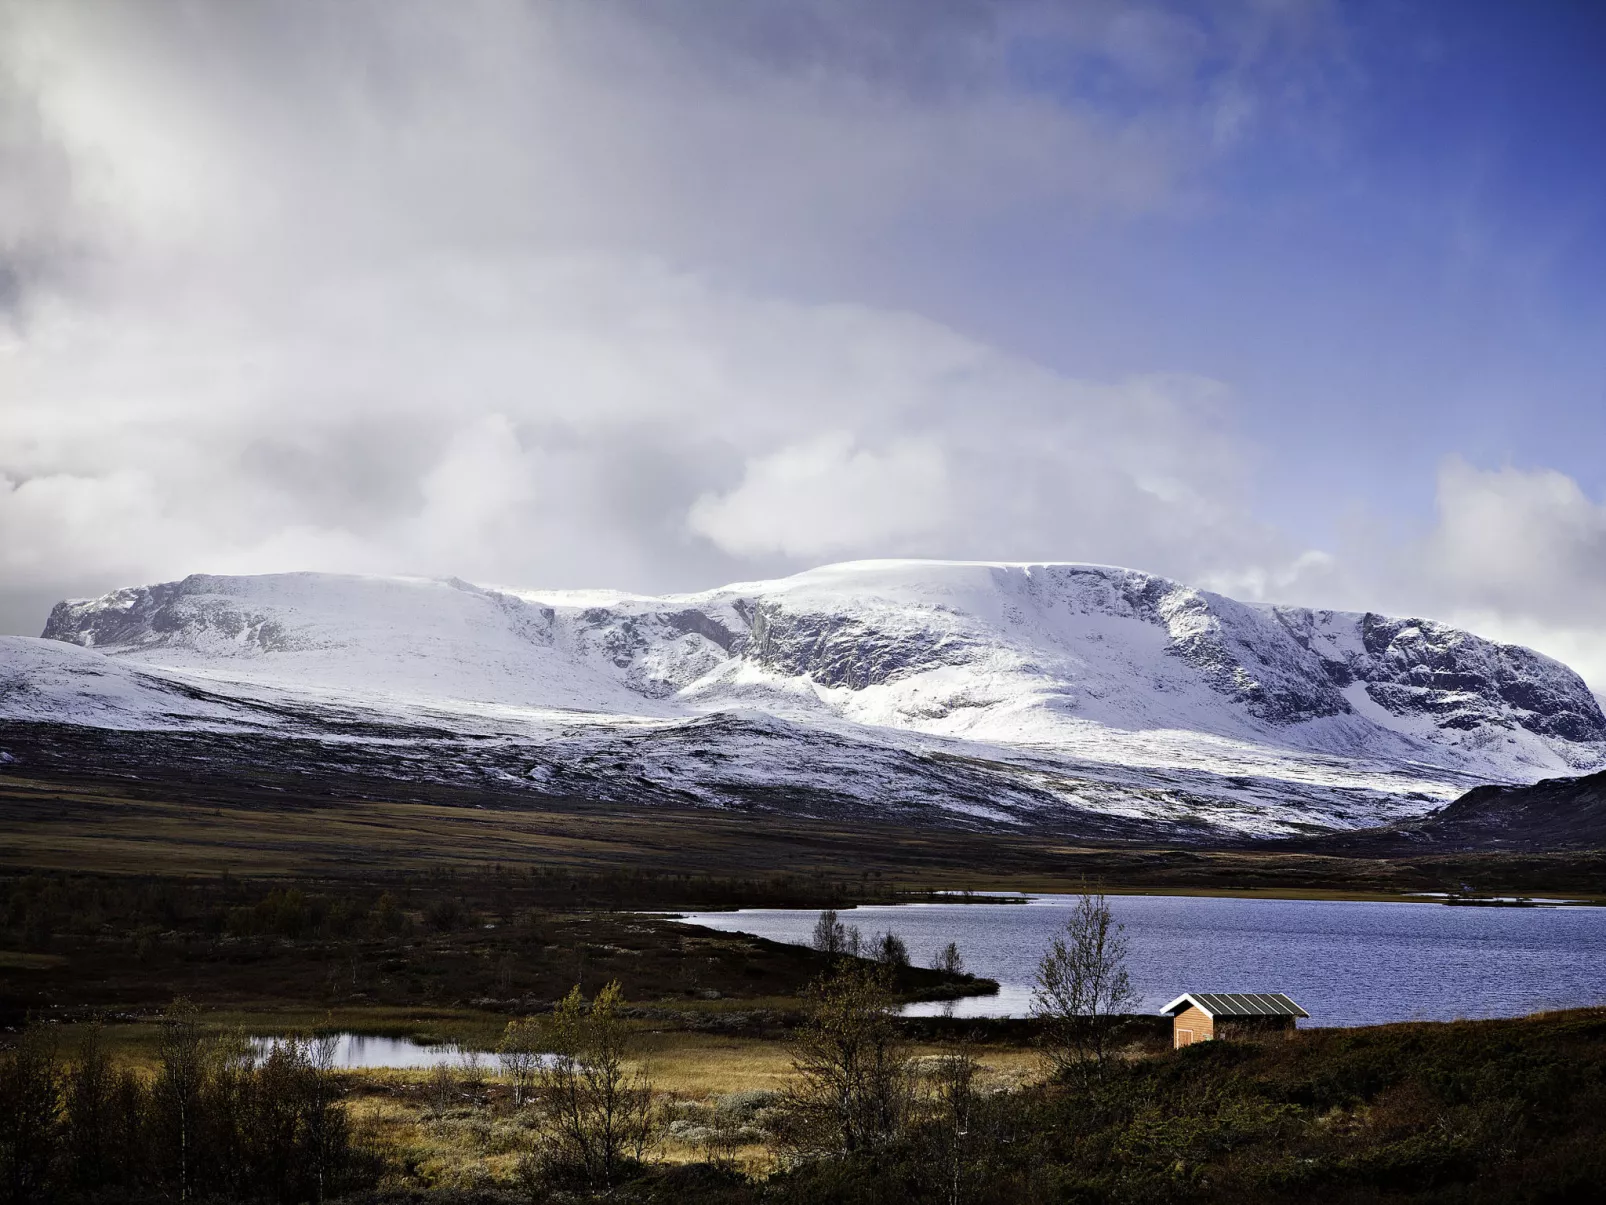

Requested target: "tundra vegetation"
[{"left": 3, "top": 876, "right": 1606, "bottom": 1202}]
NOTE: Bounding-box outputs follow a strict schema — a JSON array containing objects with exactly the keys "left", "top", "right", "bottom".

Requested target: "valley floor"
[
  {"left": 4, "top": 751, "right": 1606, "bottom": 901},
  {"left": 5, "top": 823, "right": 1606, "bottom": 1202}
]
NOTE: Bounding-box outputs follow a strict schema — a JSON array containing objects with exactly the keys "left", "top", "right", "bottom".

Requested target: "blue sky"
[
  {"left": 772, "top": 0, "right": 1606, "bottom": 546},
  {"left": 2, "top": 0, "right": 1605, "bottom": 681}
]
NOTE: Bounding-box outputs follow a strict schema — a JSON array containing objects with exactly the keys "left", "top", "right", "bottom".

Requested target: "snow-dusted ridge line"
[{"left": 8, "top": 559, "right": 1605, "bottom": 839}]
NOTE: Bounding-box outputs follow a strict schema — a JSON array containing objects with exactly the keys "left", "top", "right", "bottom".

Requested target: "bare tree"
[
  {"left": 812, "top": 909, "right": 869, "bottom": 960},
  {"left": 532, "top": 980, "right": 656, "bottom": 1190},
  {"left": 454, "top": 1042, "right": 487, "bottom": 1099},
  {"left": 64, "top": 1025, "right": 116, "bottom": 1191},
  {"left": 498, "top": 1016, "right": 543, "bottom": 1108},
  {"left": 780, "top": 963, "right": 909, "bottom": 1161},
  {"left": 419, "top": 1057, "right": 454, "bottom": 1113},
  {"left": 302, "top": 1033, "right": 346, "bottom": 1205},
  {"left": 1031, "top": 892, "right": 1139, "bottom": 1081},
  {"left": 914, "top": 1046, "right": 982, "bottom": 1205},
  {"left": 0, "top": 1024, "right": 61, "bottom": 1204}
]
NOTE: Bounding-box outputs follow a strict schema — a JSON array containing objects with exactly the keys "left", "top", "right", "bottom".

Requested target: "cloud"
[
  {"left": 1414, "top": 460, "right": 1606, "bottom": 687},
  {"left": 689, "top": 434, "right": 952, "bottom": 559},
  {"left": 2, "top": 0, "right": 1332, "bottom": 628},
  {"left": 1423, "top": 458, "right": 1606, "bottom": 624},
  {"left": 0, "top": 245, "right": 1283, "bottom": 600},
  {"left": 8, "top": 0, "right": 1606, "bottom": 707}
]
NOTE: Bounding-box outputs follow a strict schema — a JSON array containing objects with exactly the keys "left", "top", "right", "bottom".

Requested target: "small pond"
[{"left": 249, "top": 1033, "right": 467, "bottom": 1069}]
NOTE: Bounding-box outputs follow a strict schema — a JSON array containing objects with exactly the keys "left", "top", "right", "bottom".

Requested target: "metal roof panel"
[{"left": 1160, "top": 992, "right": 1309, "bottom": 1018}]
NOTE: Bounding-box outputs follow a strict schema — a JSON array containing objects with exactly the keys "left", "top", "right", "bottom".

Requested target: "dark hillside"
[
  {"left": 752, "top": 1007, "right": 1606, "bottom": 1204},
  {"left": 1300, "top": 768, "right": 1606, "bottom": 855}
]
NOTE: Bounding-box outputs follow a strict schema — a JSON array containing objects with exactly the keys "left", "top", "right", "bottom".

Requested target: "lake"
[
  {"left": 250, "top": 1033, "right": 463, "bottom": 1069},
  {"left": 676, "top": 894, "right": 1606, "bottom": 1027}
]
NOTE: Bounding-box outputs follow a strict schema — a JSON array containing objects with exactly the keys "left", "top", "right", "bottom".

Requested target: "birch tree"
[{"left": 1031, "top": 892, "right": 1138, "bottom": 1081}]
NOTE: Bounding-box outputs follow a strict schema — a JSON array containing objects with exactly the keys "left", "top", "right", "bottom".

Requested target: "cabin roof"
[{"left": 1160, "top": 992, "right": 1309, "bottom": 1018}]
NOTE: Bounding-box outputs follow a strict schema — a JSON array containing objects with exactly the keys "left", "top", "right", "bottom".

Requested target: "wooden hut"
[{"left": 1161, "top": 992, "right": 1308, "bottom": 1047}]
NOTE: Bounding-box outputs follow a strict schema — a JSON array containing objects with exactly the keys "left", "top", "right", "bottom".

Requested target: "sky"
[{"left": 3, "top": 1, "right": 1606, "bottom": 684}]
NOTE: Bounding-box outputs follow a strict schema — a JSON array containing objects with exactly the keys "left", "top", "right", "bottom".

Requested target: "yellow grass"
[
  {"left": 638, "top": 1031, "right": 1039, "bottom": 1098},
  {"left": 337, "top": 1035, "right": 1042, "bottom": 1184}
]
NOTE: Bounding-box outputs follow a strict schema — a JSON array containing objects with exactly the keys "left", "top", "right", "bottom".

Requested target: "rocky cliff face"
[
  {"left": 44, "top": 576, "right": 300, "bottom": 654},
  {"left": 1274, "top": 608, "right": 1605, "bottom": 743}
]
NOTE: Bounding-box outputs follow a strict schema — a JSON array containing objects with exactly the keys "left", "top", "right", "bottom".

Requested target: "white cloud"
[
  {"left": 0, "top": 247, "right": 1283, "bottom": 595},
  {"left": 1412, "top": 460, "right": 1606, "bottom": 686},
  {"left": 1423, "top": 457, "right": 1606, "bottom": 624},
  {"left": 689, "top": 434, "right": 951, "bottom": 558}
]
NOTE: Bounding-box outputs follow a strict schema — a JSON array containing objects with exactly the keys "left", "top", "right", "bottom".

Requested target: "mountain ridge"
[{"left": 8, "top": 559, "right": 1604, "bottom": 840}]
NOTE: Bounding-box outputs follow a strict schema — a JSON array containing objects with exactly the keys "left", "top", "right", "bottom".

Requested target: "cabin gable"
[{"left": 1173, "top": 1004, "right": 1213, "bottom": 1047}]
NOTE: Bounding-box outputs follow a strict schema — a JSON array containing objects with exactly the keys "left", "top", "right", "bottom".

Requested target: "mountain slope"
[
  {"left": 1302, "top": 768, "right": 1606, "bottom": 854},
  {"left": 9, "top": 560, "right": 1605, "bottom": 839}
]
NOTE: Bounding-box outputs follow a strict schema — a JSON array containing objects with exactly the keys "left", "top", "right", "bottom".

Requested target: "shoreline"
[{"left": 682, "top": 884, "right": 1606, "bottom": 909}]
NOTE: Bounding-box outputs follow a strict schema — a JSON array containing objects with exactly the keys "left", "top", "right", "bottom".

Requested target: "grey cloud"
[
  {"left": 236, "top": 421, "right": 438, "bottom": 534},
  {"left": 0, "top": 2, "right": 1336, "bottom": 609}
]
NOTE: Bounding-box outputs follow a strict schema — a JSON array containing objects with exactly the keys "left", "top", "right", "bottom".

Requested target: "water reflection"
[{"left": 249, "top": 1033, "right": 461, "bottom": 1069}]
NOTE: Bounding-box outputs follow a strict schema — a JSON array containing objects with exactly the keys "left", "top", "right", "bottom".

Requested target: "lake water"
[
  {"left": 250, "top": 1033, "right": 462, "bottom": 1069},
  {"left": 677, "top": 895, "right": 1606, "bottom": 1027}
]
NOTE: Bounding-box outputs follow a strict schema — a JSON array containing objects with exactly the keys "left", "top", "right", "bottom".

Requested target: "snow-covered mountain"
[{"left": 6, "top": 560, "right": 1604, "bottom": 839}]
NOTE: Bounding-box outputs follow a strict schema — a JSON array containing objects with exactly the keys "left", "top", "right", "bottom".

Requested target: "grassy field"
[{"left": 7, "top": 765, "right": 1606, "bottom": 901}]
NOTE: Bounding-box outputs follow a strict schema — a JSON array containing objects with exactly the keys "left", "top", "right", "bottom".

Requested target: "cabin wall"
[{"left": 1173, "top": 1006, "right": 1214, "bottom": 1047}]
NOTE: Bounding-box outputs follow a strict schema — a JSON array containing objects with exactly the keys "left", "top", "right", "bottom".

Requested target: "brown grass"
[{"left": 8, "top": 769, "right": 1606, "bottom": 900}]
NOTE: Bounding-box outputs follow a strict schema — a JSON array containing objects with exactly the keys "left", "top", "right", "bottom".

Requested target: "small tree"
[
  {"left": 250, "top": 1036, "right": 304, "bottom": 1203},
  {"left": 498, "top": 1017, "right": 543, "bottom": 1108},
  {"left": 811, "top": 908, "right": 847, "bottom": 956},
  {"left": 454, "top": 1042, "right": 487, "bottom": 1099},
  {"left": 875, "top": 931, "right": 910, "bottom": 968},
  {"left": 931, "top": 941, "right": 966, "bottom": 977},
  {"left": 915, "top": 1046, "right": 982, "bottom": 1205},
  {"left": 781, "top": 963, "right": 908, "bottom": 1161},
  {"left": 0, "top": 1024, "right": 61, "bottom": 1204},
  {"left": 63, "top": 1025, "right": 117, "bottom": 1192},
  {"left": 154, "top": 1000, "right": 208, "bottom": 1201},
  {"left": 1031, "top": 892, "right": 1138, "bottom": 1081},
  {"left": 301, "top": 1033, "right": 347, "bottom": 1205},
  {"left": 205, "top": 1028, "right": 259, "bottom": 1200},
  {"left": 698, "top": 1098, "right": 747, "bottom": 1169},
  {"left": 532, "top": 980, "right": 656, "bottom": 1190},
  {"left": 426, "top": 1061, "right": 458, "bottom": 1112}
]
